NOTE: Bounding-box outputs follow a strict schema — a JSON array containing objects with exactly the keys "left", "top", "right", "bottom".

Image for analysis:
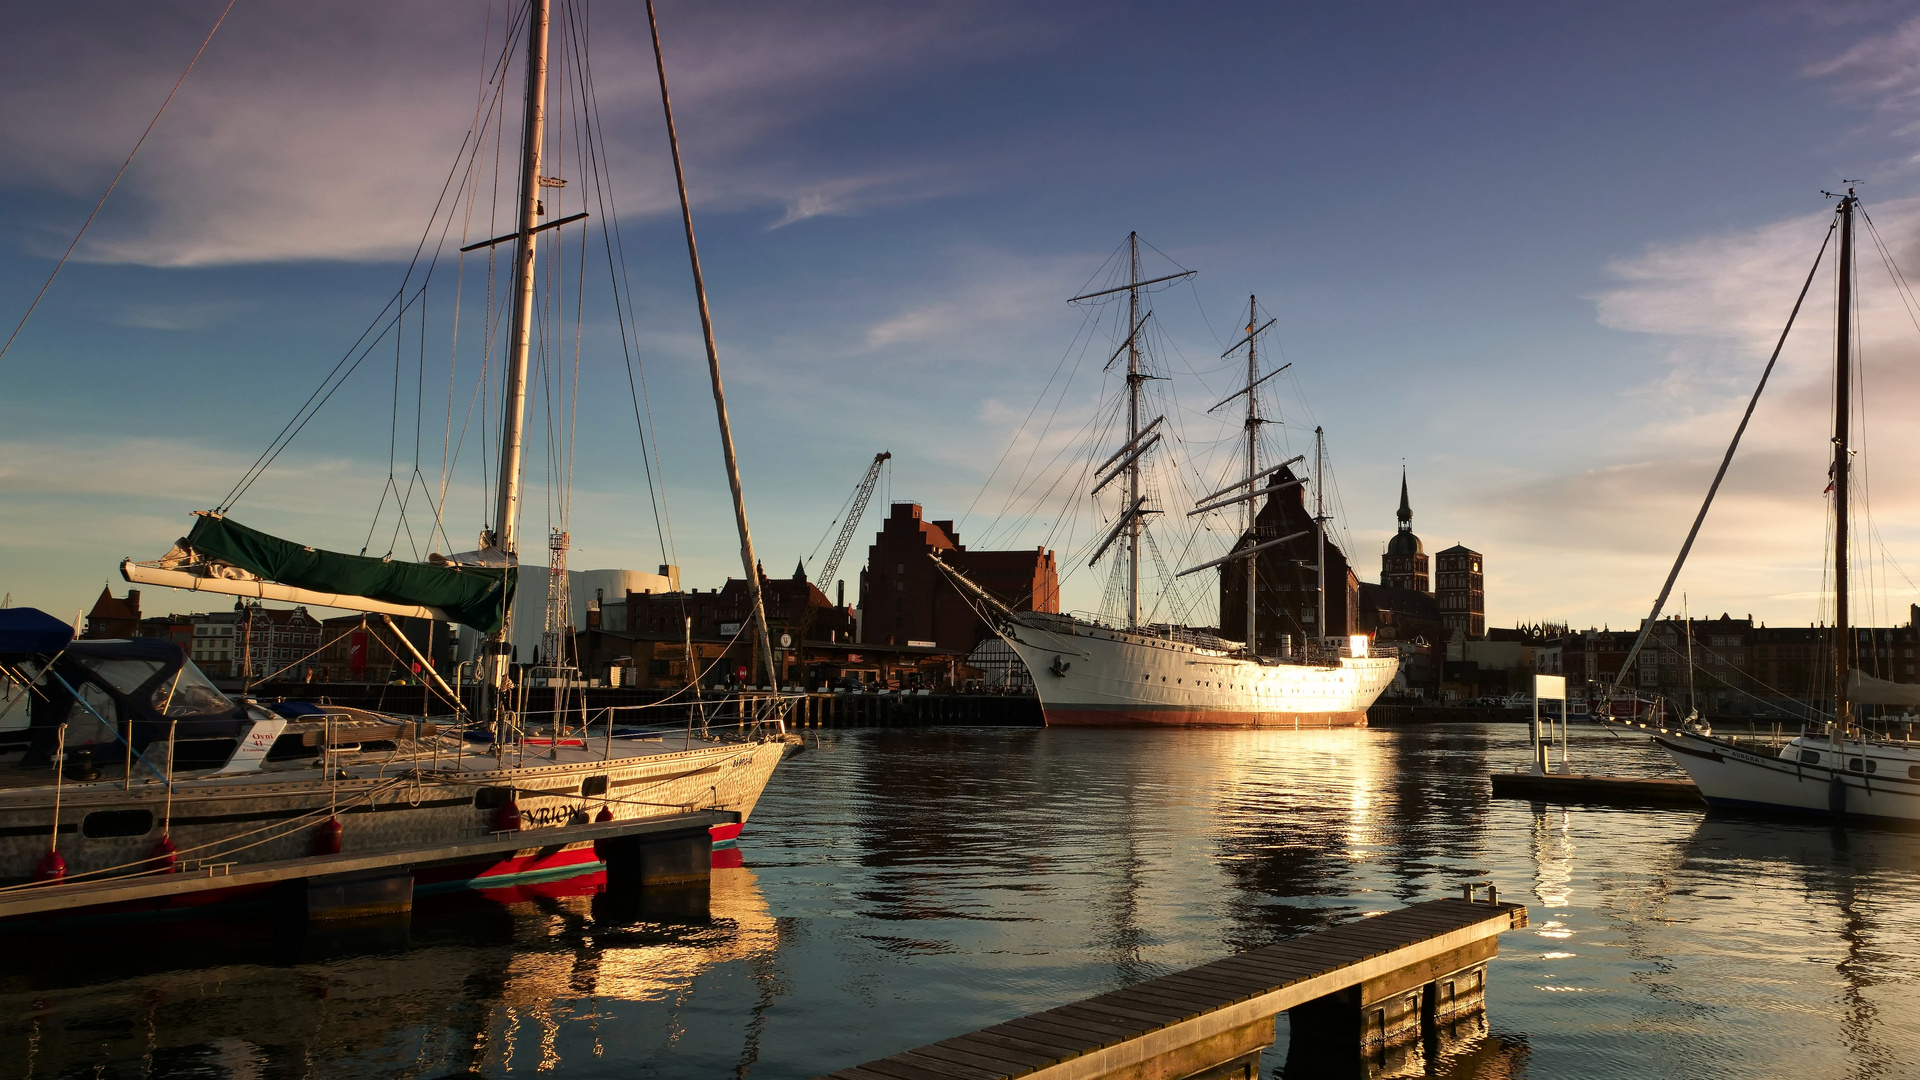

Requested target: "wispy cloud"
[
  {"left": 1445, "top": 195, "right": 1920, "bottom": 628},
  {"left": 0, "top": 2, "right": 1034, "bottom": 267},
  {"left": 1807, "top": 14, "right": 1920, "bottom": 122}
]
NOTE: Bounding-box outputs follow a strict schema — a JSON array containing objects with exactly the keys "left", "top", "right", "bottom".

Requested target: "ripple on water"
[{"left": 1, "top": 723, "right": 1916, "bottom": 1079}]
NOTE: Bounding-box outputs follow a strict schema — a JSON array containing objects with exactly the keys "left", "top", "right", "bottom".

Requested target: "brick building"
[
  {"left": 859, "top": 503, "right": 1059, "bottom": 651},
  {"left": 1435, "top": 545, "right": 1485, "bottom": 639},
  {"left": 83, "top": 587, "right": 142, "bottom": 638},
  {"left": 1217, "top": 466, "right": 1361, "bottom": 653},
  {"left": 1356, "top": 582, "right": 1443, "bottom": 692}
]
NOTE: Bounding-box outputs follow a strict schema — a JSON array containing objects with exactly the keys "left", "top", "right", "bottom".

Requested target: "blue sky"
[{"left": 6, "top": 0, "right": 1920, "bottom": 633}]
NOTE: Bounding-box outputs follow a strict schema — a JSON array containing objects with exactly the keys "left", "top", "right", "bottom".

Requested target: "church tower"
[{"left": 1380, "top": 470, "right": 1430, "bottom": 594}]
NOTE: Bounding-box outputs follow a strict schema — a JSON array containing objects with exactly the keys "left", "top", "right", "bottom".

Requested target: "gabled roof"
[{"left": 88, "top": 586, "right": 139, "bottom": 622}]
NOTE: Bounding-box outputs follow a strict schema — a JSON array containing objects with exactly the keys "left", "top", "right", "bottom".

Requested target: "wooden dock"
[
  {"left": 0, "top": 809, "right": 736, "bottom": 922},
  {"left": 1489, "top": 772, "right": 1702, "bottom": 807},
  {"left": 816, "top": 891, "right": 1527, "bottom": 1080}
]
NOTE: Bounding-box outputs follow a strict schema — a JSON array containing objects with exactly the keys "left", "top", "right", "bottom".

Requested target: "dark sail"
[{"left": 186, "top": 515, "right": 516, "bottom": 634}]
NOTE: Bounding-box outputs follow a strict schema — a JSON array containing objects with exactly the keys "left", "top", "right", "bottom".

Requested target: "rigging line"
[
  {"left": 1609, "top": 218, "right": 1837, "bottom": 700},
  {"left": 976, "top": 325, "right": 1102, "bottom": 543},
  {"left": 436, "top": 2, "right": 497, "bottom": 555},
  {"left": 1859, "top": 207, "right": 1920, "bottom": 340},
  {"left": 958, "top": 303, "right": 1103, "bottom": 532},
  {"left": 982, "top": 391, "right": 1120, "bottom": 549},
  {"left": 574, "top": 1, "right": 672, "bottom": 566},
  {"left": 227, "top": 12, "right": 526, "bottom": 513},
  {"left": 0, "top": 0, "right": 240, "bottom": 368},
  {"left": 222, "top": 129, "right": 481, "bottom": 511}
]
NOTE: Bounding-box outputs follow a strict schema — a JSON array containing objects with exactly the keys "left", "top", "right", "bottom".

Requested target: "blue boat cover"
[{"left": 0, "top": 607, "right": 75, "bottom": 656}]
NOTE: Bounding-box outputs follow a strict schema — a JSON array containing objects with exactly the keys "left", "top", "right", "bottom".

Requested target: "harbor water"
[{"left": 5, "top": 723, "right": 1917, "bottom": 1078}]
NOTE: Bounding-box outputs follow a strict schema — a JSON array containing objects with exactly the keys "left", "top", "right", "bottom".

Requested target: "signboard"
[
  {"left": 736, "top": 664, "right": 748, "bottom": 678},
  {"left": 720, "top": 622, "right": 741, "bottom": 635},
  {"left": 907, "top": 640, "right": 937, "bottom": 648},
  {"left": 349, "top": 630, "right": 367, "bottom": 676},
  {"left": 1534, "top": 674, "right": 1567, "bottom": 699},
  {"left": 779, "top": 633, "right": 793, "bottom": 648}
]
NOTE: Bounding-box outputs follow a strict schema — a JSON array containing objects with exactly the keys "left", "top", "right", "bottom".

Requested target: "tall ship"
[
  {"left": 945, "top": 235, "right": 1397, "bottom": 727},
  {"left": 0, "top": 0, "right": 795, "bottom": 902}
]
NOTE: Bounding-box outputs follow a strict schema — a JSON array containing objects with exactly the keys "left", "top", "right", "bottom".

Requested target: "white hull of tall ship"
[
  {"left": 1654, "top": 730, "right": 1920, "bottom": 823},
  {"left": 999, "top": 613, "right": 1397, "bottom": 728}
]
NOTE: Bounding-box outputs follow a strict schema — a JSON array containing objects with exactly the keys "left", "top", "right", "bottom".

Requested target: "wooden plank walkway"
[
  {"left": 1490, "top": 772, "right": 1702, "bottom": 807},
  {"left": 817, "top": 896, "right": 1527, "bottom": 1080},
  {"left": 0, "top": 809, "right": 736, "bottom": 919}
]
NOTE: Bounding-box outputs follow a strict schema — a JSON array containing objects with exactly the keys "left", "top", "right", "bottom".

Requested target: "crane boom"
[{"left": 818, "top": 452, "right": 891, "bottom": 591}]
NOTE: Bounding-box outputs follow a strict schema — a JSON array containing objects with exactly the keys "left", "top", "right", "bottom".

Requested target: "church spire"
[{"left": 1396, "top": 468, "right": 1413, "bottom": 531}]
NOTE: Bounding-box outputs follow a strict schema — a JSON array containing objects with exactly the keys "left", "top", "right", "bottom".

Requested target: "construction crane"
[
  {"left": 816, "top": 451, "right": 891, "bottom": 596},
  {"left": 789, "top": 452, "right": 890, "bottom": 684}
]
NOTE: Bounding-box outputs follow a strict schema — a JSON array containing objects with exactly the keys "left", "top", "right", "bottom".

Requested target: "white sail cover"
[{"left": 1845, "top": 669, "right": 1920, "bottom": 706}]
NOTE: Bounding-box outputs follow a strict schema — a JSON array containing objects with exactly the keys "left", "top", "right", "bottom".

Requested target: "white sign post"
[{"left": 1533, "top": 674, "right": 1567, "bottom": 776}]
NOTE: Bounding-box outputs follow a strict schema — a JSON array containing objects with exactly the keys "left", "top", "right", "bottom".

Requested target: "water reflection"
[
  {"left": 2, "top": 725, "right": 1916, "bottom": 1079},
  {"left": 1, "top": 866, "right": 777, "bottom": 1078}
]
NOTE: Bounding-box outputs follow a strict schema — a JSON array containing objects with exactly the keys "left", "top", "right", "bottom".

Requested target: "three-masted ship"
[{"left": 951, "top": 235, "right": 1397, "bottom": 727}]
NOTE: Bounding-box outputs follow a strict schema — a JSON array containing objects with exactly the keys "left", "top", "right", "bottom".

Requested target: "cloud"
[
  {"left": 1807, "top": 14, "right": 1920, "bottom": 120},
  {"left": 1444, "top": 194, "right": 1920, "bottom": 628},
  {"left": 0, "top": 1, "right": 1032, "bottom": 267}
]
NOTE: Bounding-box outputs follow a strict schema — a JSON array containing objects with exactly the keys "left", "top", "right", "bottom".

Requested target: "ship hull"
[
  {"left": 1655, "top": 732, "right": 1920, "bottom": 824},
  {"left": 999, "top": 615, "right": 1396, "bottom": 729}
]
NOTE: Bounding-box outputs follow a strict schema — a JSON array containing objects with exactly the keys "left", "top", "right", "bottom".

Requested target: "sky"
[{"left": 6, "top": 0, "right": 1920, "bottom": 635}]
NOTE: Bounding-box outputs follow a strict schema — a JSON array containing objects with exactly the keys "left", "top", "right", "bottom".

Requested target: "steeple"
[{"left": 1382, "top": 468, "right": 1428, "bottom": 593}]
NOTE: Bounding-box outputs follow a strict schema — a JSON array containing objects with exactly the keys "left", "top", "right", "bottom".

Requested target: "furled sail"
[
  {"left": 1844, "top": 669, "right": 1920, "bottom": 707},
  {"left": 123, "top": 514, "right": 516, "bottom": 634}
]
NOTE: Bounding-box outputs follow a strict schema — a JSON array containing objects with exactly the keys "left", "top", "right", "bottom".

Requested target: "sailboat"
[
  {"left": 943, "top": 236, "right": 1398, "bottom": 726},
  {"left": 0, "top": 0, "right": 791, "bottom": 898},
  {"left": 1628, "top": 189, "right": 1920, "bottom": 822}
]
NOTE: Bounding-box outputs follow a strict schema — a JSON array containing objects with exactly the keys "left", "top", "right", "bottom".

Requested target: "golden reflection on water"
[{"left": 4, "top": 726, "right": 1919, "bottom": 1080}]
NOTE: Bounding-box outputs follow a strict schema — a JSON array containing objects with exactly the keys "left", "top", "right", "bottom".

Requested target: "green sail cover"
[{"left": 186, "top": 515, "right": 516, "bottom": 634}]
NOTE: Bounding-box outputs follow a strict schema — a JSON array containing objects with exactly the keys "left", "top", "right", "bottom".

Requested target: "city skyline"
[{"left": 6, "top": 1, "right": 1920, "bottom": 633}]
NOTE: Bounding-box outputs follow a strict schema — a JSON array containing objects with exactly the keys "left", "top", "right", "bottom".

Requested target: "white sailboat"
[
  {"left": 1622, "top": 188, "right": 1920, "bottom": 822},
  {"left": 944, "top": 238, "right": 1397, "bottom": 727},
  {"left": 0, "top": 0, "right": 793, "bottom": 900}
]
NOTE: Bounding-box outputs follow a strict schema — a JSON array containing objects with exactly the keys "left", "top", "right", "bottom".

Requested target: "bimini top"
[{"left": 0, "top": 607, "right": 74, "bottom": 656}]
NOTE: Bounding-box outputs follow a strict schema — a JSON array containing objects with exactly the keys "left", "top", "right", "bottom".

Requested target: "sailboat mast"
[
  {"left": 1244, "top": 296, "right": 1259, "bottom": 654},
  {"left": 485, "top": 0, "right": 549, "bottom": 691},
  {"left": 1126, "top": 231, "right": 1142, "bottom": 629},
  {"left": 1833, "top": 188, "right": 1856, "bottom": 729},
  {"left": 647, "top": 0, "right": 780, "bottom": 690},
  {"left": 1314, "top": 426, "right": 1326, "bottom": 642}
]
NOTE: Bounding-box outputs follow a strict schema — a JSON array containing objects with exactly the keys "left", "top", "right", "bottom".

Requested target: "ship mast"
[
  {"left": 1314, "top": 426, "right": 1327, "bottom": 643},
  {"left": 1244, "top": 297, "right": 1258, "bottom": 654},
  {"left": 1126, "top": 232, "right": 1142, "bottom": 629},
  {"left": 1833, "top": 187, "right": 1856, "bottom": 732},
  {"left": 482, "top": 0, "right": 550, "bottom": 701},
  {"left": 647, "top": 0, "right": 780, "bottom": 690}
]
